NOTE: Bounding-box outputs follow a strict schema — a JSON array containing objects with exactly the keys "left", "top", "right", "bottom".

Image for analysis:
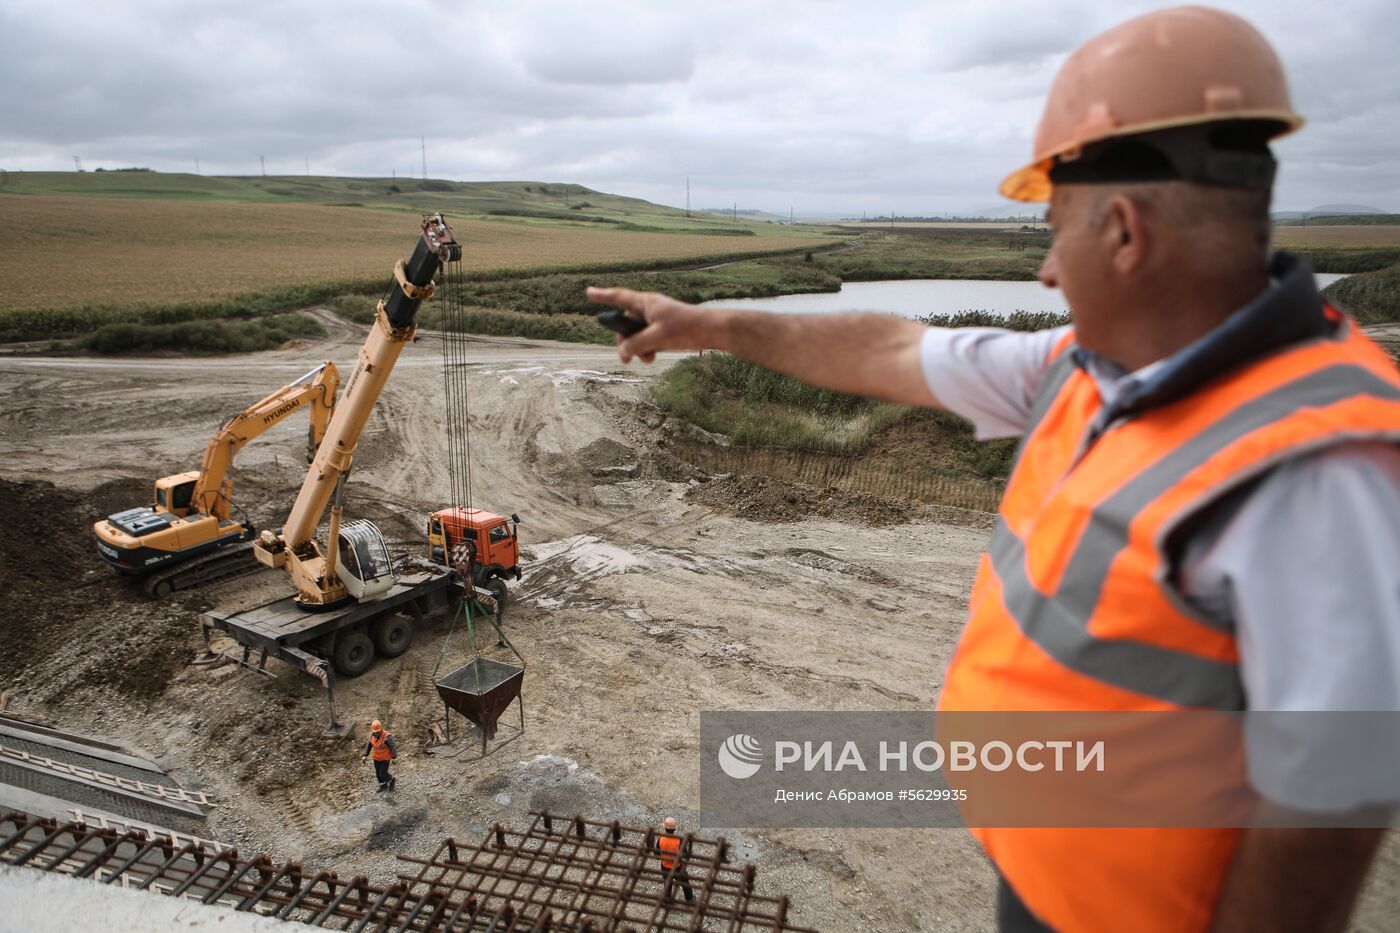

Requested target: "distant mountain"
[
  {"left": 700, "top": 207, "right": 788, "bottom": 222},
  {"left": 1308, "top": 203, "right": 1386, "bottom": 215},
  {"left": 1274, "top": 203, "right": 1387, "bottom": 219}
]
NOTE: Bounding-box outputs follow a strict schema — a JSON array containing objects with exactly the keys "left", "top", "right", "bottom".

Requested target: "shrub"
[
  {"left": 918, "top": 310, "right": 1070, "bottom": 331},
  {"left": 1295, "top": 248, "right": 1400, "bottom": 274},
  {"left": 653, "top": 353, "right": 906, "bottom": 453},
  {"left": 324, "top": 293, "right": 378, "bottom": 324},
  {"left": 419, "top": 306, "right": 614, "bottom": 345},
  {"left": 80, "top": 313, "right": 325, "bottom": 354},
  {"left": 1323, "top": 264, "right": 1400, "bottom": 324}
]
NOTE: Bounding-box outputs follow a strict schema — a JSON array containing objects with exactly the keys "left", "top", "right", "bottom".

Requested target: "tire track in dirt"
[{"left": 271, "top": 788, "right": 325, "bottom": 847}]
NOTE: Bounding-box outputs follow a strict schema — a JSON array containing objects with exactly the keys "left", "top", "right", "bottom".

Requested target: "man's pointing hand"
[{"left": 586, "top": 286, "right": 719, "bottom": 364}]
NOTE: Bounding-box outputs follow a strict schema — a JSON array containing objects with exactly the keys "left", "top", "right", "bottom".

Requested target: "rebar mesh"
[{"left": 1, "top": 810, "right": 817, "bottom": 932}]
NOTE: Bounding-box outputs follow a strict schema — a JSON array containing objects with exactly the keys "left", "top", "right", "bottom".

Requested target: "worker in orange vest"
[
  {"left": 655, "top": 816, "right": 694, "bottom": 904},
  {"left": 361, "top": 719, "right": 397, "bottom": 792},
  {"left": 587, "top": 8, "right": 1400, "bottom": 931}
]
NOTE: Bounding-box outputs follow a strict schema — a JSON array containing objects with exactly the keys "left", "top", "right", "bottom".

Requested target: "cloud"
[
  {"left": 499, "top": 4, "right": 695, "bottom": 86},
  {"left": 0, "top": 0, "right": 1395, "bottom": 213}
]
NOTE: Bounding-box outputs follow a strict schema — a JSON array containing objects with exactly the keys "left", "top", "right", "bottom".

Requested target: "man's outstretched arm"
[{"left": 585, "top": 286, "right": 939, "bottom": 407}]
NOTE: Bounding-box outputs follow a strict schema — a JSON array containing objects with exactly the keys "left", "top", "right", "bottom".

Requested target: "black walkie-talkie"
[{"left": 595, "top": 309, "right": 647, "bottom": 337}]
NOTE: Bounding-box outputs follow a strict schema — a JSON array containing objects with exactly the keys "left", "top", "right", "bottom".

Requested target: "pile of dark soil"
[
  {"left": 1, "top": 477, "right": 203, "bottom": 705},
  {"left": 575, "top": 437, "right": 636, "bottom": 472},
  {"left": 687, "top": 474, "right": 918, "bottom": 526}
]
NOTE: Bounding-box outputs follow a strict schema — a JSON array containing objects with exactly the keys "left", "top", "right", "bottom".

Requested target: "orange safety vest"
[
  {"left": 657, "top": 833, "right": 681, "bottom": 870},
  {"left": 939, "top": 311, "right": 1400, "bottom": 933},
  {"left": 369, "top": 730, "right": 393, "bottom": 762}
]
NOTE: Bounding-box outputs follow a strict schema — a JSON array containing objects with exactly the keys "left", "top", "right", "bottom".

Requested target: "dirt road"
[{"left": 1, "top": 314, "right": 1395, "bottom": 931}]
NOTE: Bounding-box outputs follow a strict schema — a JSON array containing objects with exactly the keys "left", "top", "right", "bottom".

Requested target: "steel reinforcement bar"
[{"left": 0, "top": 811, "right": 817, "bottom": 932}]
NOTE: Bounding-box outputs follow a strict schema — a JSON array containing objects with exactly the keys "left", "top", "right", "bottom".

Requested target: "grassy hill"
[{"left": 0, "top": 170, "right": 798, "bottom": 237}]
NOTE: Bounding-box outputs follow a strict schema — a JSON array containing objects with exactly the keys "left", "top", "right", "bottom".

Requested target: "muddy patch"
[{"left": 686, "top": 474, "right": 919, "bottom": 526}]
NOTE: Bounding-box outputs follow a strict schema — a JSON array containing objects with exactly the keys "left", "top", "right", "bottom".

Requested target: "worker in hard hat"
[
  {"left": 362, "top": 719, "right": 397, "bottom": 792},
  {"left": 654, "top": 816, "right": 695, "bottom": 904},
  {"left": 589, "top": 7, "right": 1400, "bottom": 932}
]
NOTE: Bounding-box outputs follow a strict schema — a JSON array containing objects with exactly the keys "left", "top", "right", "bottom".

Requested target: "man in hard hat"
[
  {"left": 588, "top": 6, "right": 1400, "bottom": 932},
  {"left": 654, "top": 816, "right": 695, "bottom": 904},
  {"left": 362, "top": 719, "right": 397, "bottom": 792}
]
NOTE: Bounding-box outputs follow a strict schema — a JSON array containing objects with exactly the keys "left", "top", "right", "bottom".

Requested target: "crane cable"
[
  {"left": 438, "top": 255, "right": 473, "bottom": 515},
  {"left": 434, "top": 252, "right": 481, "bottom": 678}
]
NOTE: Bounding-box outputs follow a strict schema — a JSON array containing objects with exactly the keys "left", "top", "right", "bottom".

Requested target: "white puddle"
[
  {"left": 518, "top": 534, "right": 754, "bottom": 609},
  {"left": 529, "top": 535, "right": 647, "bottom": 576},
  {"left": 480, "top": 366, "right": 642, "bottom": 388}
]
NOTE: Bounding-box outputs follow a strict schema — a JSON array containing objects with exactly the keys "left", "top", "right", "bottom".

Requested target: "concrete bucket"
[{"left": 435, "top": 657, "right": 524, "bottom": 741}]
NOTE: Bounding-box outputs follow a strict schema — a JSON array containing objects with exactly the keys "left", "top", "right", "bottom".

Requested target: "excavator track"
[{"left": 141, "top": 541, "right": 263, "bottom": 597}]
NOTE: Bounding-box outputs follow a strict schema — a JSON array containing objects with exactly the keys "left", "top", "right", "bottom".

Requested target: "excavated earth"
[{"left": 1, "top": 314, "right": 1396, "bottom": 932}]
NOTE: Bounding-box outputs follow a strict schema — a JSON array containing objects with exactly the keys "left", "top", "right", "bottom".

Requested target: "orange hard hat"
[
  {"left": 371, "top": 719, "right": 382, "bottom": 731},
  {"left": 1001, "top": 6, "right": 1303, "bottom": 202}
]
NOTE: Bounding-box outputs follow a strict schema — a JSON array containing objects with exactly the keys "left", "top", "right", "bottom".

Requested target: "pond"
[{"left": 706, "top": 274, "right": 1351, "bottom": 320}]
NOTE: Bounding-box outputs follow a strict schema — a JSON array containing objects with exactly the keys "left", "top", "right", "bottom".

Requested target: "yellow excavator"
[{"left": 94, "top": 362, "right": 340, "bottom": 596}]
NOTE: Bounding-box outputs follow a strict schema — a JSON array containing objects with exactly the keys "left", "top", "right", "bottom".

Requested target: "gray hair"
[{"left": 1085, "top": 181, "right": 1273, "bottom": 267}]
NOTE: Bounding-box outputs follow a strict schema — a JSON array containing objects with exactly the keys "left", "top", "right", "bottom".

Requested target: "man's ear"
[{"left": 1104, "top": 194, "right": 1147, "bottom": 273}]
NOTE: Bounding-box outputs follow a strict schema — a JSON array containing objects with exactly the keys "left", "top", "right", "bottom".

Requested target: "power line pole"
[
  {"left": 732, "top": 202, "right": 737, "bottom": 221},
  {"left": 305, "top": 156, "right": 310, "bottom": 176},
  {"left": 686, "top": 177, "right": 690, "bottom": 217},
  {"left": 260, "top": 155, "right": 266, "bottom": 176},
  {"left": 72, "top": 156, "right": 83, "bottom": 172},
  {"left": 421, "top": 137, "right": 427, "bottom": 179},
  {"left": 194, "top": 158, "right": 200, "bottom": 175}
]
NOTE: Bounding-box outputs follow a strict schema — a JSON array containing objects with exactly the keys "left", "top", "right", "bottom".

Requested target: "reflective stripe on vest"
[
  {"left": 940, "top": 319, "right": 1400, "bottom": 933},
  {"left": 657, "top": 834, "right": 680, "bottom": 869},
  {"left": 370, "top": 731, "right": 393, "bottom": 761}
]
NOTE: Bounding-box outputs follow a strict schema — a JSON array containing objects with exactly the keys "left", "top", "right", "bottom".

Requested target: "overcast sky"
[{"left": 2, "top": 1, "right": 1395, "bottom": 215}]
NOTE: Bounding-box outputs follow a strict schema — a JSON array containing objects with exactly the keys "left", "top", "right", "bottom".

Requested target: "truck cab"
[{"left": 427, "top": 507, "right": 521, "bottom": 586}]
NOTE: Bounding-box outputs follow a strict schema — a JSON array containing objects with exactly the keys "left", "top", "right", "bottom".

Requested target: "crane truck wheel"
[
  {"left": 486, "top": 578, "right": 508, "bottom": 610},
  {"left": 333, "top": 630, "right": 376, "bottom": 677},
  {"left": 372, "top": 616, "right": 414, "bottom": 658}
]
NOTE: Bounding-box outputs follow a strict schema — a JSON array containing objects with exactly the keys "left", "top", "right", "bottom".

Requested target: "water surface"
[{"left": 707, "top": 274, "right": 1351, "bottom": 320}]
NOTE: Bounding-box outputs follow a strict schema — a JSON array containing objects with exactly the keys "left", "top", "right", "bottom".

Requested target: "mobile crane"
[
  {"left": 250, "top": 213, "right": 459, "bottom": 610},
  {"left": 94, "top": 361, "right": 339, "bottom": 596},
  {"left": 201, "top": 214, "right": 521, "bottom": 732}
]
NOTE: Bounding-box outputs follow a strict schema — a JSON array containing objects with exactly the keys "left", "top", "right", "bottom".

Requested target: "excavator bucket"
[{"left": 435, "top": 657, "right": 524, "bottom": 740}]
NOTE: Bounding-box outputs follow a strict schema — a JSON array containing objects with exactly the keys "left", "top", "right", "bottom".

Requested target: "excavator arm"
[{"left": 192, "top": 361, "right": 340, "bottom": 521}]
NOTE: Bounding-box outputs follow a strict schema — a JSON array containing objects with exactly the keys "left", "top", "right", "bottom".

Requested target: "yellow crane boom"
[{"left": 254, "top": 214, "right": 460, "bottom": 609}]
